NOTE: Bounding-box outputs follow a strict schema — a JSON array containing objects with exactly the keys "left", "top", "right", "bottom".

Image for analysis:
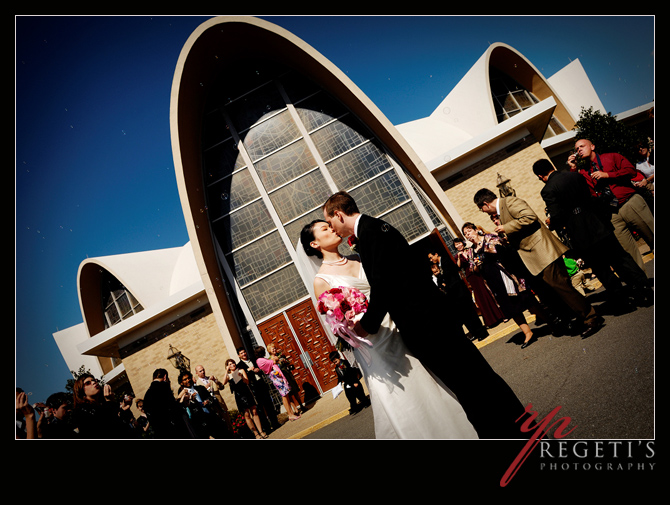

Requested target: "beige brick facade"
[
  {"left": 120, "top": 307, "right": 237, "bottom": 416},
  {"left": 441, "top": 138, "right": 552, "bottom": 238}
]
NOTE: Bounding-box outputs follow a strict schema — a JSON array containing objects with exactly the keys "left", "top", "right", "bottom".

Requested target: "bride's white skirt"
[
  {"left": 355, "top": 314, "right": 478, "bottom": 439},
  {"left": 316, "top": 270, "right": 478, "bottom": 440}
]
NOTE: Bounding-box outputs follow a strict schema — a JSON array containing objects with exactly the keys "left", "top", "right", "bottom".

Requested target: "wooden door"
[{"left": 257, "top": 299, "right": 337, "bottom": 401}]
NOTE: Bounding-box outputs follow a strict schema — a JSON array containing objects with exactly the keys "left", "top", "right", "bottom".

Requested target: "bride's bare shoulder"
[{"left": 314, "top": 275, "right": 330, "bottom": 297}]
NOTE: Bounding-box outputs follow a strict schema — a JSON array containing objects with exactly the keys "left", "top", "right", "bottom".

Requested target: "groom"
[{"left": 323, "top": 191, "right": 529, "bottom": 439}]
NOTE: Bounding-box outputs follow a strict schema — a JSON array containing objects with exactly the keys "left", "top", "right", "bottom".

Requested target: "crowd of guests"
[
  {"left": 16, "top": 344, "right": 306, "bottom": 440},
  {"left": 428, "top": 137, "right": 653, "bottom": 349}
]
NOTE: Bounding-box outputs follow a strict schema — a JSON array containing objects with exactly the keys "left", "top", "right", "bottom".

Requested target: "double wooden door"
[{"left": 257, "top": 298, "right": 338, "bottom": 402}]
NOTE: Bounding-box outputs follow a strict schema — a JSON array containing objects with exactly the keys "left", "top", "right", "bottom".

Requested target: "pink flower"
[{"left": 316, "top": 287, "right": 373, "bottom": 364}]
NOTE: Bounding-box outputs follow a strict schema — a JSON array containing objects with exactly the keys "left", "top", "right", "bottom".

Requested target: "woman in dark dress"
[
  {"left": 222, "top": 359, "right": 267, "bottom": 439},
  {"left": 454, "top": 236, "right": 504, "bottom": 329},
  {"left": 462, "top": 222, "right": 536, "bottom": 348}
]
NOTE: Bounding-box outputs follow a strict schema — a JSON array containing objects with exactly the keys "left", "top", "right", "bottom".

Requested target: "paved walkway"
[{"left": 266, "top": 246, "right": 653, "bottom": 440}]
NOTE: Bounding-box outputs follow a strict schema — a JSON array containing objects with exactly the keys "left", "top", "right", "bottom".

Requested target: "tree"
[
  {"left": 573, "top": 107, "right": 647, "bottom": 169},
  {"left": 65, "top": 365, "right": 105, "bottom": 395}
]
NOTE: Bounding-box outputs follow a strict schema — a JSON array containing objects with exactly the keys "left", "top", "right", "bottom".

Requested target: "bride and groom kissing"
[{"left": 298, "top": 191, "right": 529, "bottom": 440}]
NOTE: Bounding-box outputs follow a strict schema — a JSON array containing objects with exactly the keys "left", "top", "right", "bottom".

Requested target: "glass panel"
[
  {"left": 283, "top": 207, "right": 326, "bottom": 249},
  {"left": 226, "top": 81, "right": 286, "bottom": 134},
  {"left": 206, "top": 168, "right": 259, "bottom": 219},
  {"left": 348, "top": 171, "right": 410, "bottom": 217},
  {"left": 381, "top": 202, "right": 429, "bottom": 242},
  {"left": 227, "top": 231, "right": 292, "bottom": 287},
  {"left": 212, "top": 199, "right": 274, "bottom": 252},
  {"left": 203, "top": 137, "right": 245, "bottom": 182},
  {"left": 549, "top": 116, "right": 565, "bottom": 134},
  {"left": 310, "top": 115, "right": 371, "bottom": 163},
  {"left": 407, "top": 176, "right": 443, "bottom": 229},
  {"left": 105, "top": 302, "right": 120, "bottom": 327},
  {"left": 242, "top": 110, "right": 301, "bottom": 162},
  {"left": 502, "top": 93, "right": 519, "bottom": 113},
  {"left": 253, "top": 139, "right": 317, "bottom": 192},
  {"left": 326, "top": 141, "right": 393, "bottom": 191},
  {"left": 242, "top": 265, "right": 308, "bottom": 321},
  {"left": 513, "top": 90, "right": 533, "bottom": 109},
  {"left": 116, "top": 291, "right": 132, "bottom": 319},
  {"left": 296, "top": 92, "right": 348, "bottom": 132},
  {"left": 269, "top": 169, "right": 333, "bottom": 223}
]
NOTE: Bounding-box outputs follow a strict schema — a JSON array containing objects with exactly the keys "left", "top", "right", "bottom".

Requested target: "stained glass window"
[{"left": 202, "top": 67, "right": 451, "bottom": 324}]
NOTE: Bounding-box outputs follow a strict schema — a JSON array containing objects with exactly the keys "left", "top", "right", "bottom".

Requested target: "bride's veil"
[
  {"left": 294, "top": 237, "right": 358, "bottom": 365},
  {"left": 294, "top": 238, "right": 323, "bottom": 303}
]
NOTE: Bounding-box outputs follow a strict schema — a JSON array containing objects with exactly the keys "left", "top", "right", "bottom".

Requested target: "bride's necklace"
[{"left": 322, "top": 255, "right": 348, "bottom": 266}]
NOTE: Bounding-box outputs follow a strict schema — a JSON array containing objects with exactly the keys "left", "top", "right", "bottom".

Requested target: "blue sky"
[{"left": 15, "top": 15, "right": 654, "bottom": 404}]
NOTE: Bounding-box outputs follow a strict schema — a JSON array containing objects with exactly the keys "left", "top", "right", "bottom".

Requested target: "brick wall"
[{"left": 442, "top": 138, "right": 551, "bottom": 237}]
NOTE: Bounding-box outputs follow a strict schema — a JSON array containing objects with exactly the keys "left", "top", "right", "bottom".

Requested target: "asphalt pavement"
[{"left": 267, "top": 252, "right": 654, "bottom": 441}]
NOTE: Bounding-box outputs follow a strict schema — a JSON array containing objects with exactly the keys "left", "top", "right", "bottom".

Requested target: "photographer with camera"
[{"left": 568, "top": 138, "right": 653, "bottom": 271}]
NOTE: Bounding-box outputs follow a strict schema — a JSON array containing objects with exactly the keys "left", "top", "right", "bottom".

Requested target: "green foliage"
[{"left": 573, "top": 107, "right": 647, "bottom": 166}]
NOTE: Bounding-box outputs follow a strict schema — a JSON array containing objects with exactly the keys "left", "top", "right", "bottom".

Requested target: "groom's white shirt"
[{"left": 353, "top": 214, "right": 362, "bottom": 238}]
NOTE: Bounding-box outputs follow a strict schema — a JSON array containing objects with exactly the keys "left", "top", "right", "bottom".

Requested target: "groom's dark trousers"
[{"left": 356, "top": 215, "right": 528, "bottom": 439}]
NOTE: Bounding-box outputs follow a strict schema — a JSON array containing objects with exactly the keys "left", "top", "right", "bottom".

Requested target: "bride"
[{"left": 298, "top": 219, "right": 478, "bottom": 439}]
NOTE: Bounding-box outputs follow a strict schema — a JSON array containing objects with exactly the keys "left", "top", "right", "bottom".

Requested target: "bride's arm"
[{"left": 314, "top": 276, "right": 331, "bottom": 298}]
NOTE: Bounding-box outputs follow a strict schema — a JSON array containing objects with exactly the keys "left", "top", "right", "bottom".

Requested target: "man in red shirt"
[{"left": 568, "top": 138, "right": 653, "bottom": 271}]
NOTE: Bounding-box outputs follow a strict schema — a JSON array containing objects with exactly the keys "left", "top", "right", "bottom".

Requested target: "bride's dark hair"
[{"left": 300, "top": 220, "right": 327, "bottom": 259}]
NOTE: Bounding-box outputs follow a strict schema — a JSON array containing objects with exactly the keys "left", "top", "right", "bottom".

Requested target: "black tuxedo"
[
  {"left": 355, "top": 214, "right": 527, "bottom": 439},
  {"left": 541, "top": 170, "right": 648, "bottom": 298}
]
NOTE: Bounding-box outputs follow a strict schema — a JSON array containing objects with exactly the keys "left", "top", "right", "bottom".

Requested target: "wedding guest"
[
  {"left": 134, "top": 398, "right": 154, "bottom": 438},
  {"left": 178, "top": 370, "right": 231, "bottom": 439},
  {"left": 634, "top": 139, "right": 654, "bottom": 192},
  {"left": 267, "top": 343, "right": 305, "bottom": 413},
  {"left": 72, "top": 374, "right": 137, "bottom": 439},
  {"left": 474, "top": 188, "right": 604, "bottom": 339},
  {"left": 568, "top": 138, "right": 653, "bottom": 269},
  {"left": 255, "top": 347, "right": 302, "bottom": 422},
  {"left": 143, "top": 368, "right": 194, "bottom": 439},
  {"left": 237, "top": 347, "right": 280, "bottom": 432},
  {"left": 329, "top": 351, "right": 370, "bottom": 414},
  {"left": 462, "top": 222, "right": 536, "bottom": 348},
  {"left": 194, "top": 364, "right": 234, "bottom": 432},
  {"left": 16, "top": 388, "right": 37, "bottom": 439},
  {"left": 455, "top": 234, "right": 505, "bottom": 329},
  {"left": 40, "top": 392, "right": 77, "bottom": 439},
  {"left": 222, "top": 358, "right": 266, "bottom": 439},
  {"left": 534, "top": 159, "right": 652, "bottom": 309},
  {"left": 428, "top": 249, "right": 489, "bottom": 340}
]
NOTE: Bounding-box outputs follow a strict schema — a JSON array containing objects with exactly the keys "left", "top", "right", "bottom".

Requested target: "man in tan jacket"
[{"left": 474, "top": 188, "right": 604, "bottom": 338}]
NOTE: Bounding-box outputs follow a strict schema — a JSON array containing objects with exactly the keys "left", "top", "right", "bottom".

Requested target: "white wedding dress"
[{"left": 315, "top": 266, "right": 478, "bottom": 439}]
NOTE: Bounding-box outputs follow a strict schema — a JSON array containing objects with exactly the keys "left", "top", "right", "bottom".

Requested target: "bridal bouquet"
[{"left": 317, "top": 287, "right": 373, "bottom": 363}]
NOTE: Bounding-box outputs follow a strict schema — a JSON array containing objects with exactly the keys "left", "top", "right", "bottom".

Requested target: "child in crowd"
[{"left": 329, "top": 351, "right": 370, "bottom": 415}]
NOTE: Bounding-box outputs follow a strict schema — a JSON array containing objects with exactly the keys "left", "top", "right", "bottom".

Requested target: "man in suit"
[
  {"left": 178, "top": 370, "right": 231, "bottom": 439},
  {"left": 473, "top": 188, "right": 604, "bottom": 338},
  {"left": 143, "top": 368, "right": 194, "bottom": 439},
  {"left": 532, "top": 159, "right": 652, "bottom": 310},
  {"left": 323, "top": 191, "right": 528, "bottom": 439}
]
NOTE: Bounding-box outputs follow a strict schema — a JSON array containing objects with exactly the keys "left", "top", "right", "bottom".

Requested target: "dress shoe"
[
  {"left": 631, "top": 287, "right": 654, "bottom": 308},
  {"left": 580, "top": 315, "right": 605, "bottom": 338},
  {"left": 521, "top": 335, "right": 537, "bottom": 349}
]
